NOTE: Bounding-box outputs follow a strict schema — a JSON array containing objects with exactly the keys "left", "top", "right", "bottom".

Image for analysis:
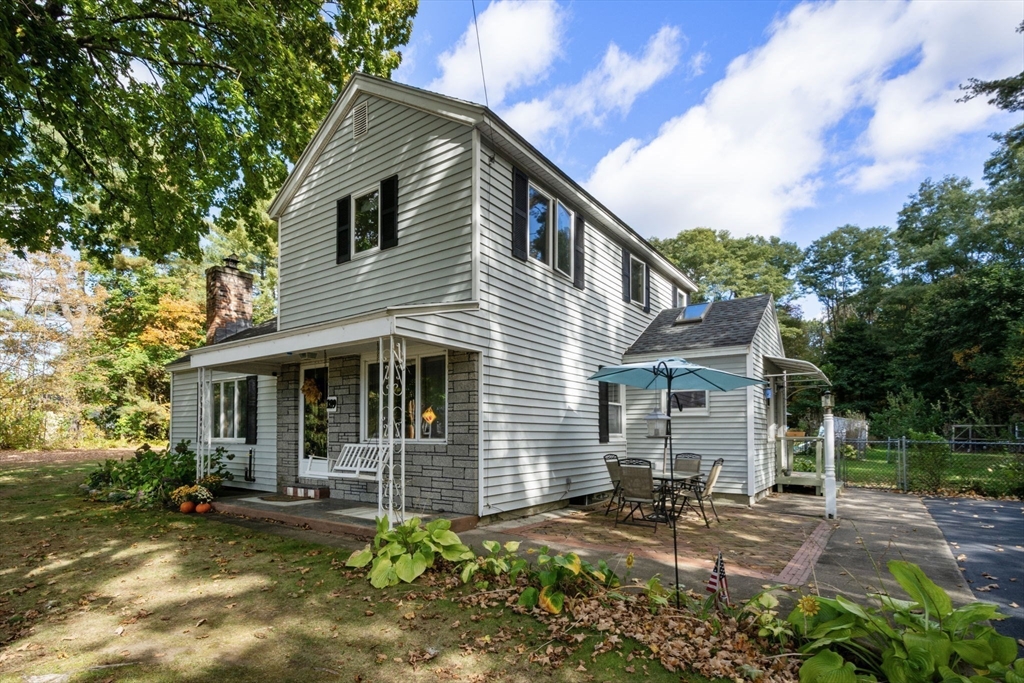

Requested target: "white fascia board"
[
  {"left": 479, "top": 117, "right": 697, "bottom": 294},
  {"left": 188, "top": 301, "right": 481, "bottom": 369},
  {"left": 191, "top": 317, "right": 392, "bottom": 369},
  {"left": 269, "top": 73, "right": 483, "bottom": 220},
  {"left": 622, "top": 345, "right": 751, "bottom": 363}
]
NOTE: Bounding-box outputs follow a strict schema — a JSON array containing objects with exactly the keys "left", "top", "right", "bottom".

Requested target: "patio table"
[{"left": 653, "top": 474, "right": 705, "bottom": 523}]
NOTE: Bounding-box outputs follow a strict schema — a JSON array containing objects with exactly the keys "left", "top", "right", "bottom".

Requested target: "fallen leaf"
[
  {"left": 364, "top": 610, "right": 374, "bottom": 617},
  {"left": 196, "top": 618, "right": 207, "bottom": 627},
  {"left": 956, "top": 554, "right": 967, "bottom": 562},
  {"left": 403, "top": 612, "right": 415, "bottom": 620},
  {"left": 1009, "top": 602, "right": 1019, "bottom": 608},
  {"left": 115, "top": 626, "right": 125, "bottom": 636},
  {"left": 975, "top": 584, "right": 999, "bottom": 592}
]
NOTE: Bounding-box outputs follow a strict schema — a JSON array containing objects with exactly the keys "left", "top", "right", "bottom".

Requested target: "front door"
[{"left": 300, "top": 365, "right": 328, "bottom": 476}]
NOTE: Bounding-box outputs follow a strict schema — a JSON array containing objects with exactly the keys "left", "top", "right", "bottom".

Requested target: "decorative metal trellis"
[{"left": 377, "top": 336, "right": 407, "bottom": 526}]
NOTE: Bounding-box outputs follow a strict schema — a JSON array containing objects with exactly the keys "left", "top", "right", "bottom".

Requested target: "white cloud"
[
  {"left": 428, "top": 0, "right": 564, "bottom": 106},
  {"left": 586, "top": 0, "right": 1021, "bottom": 238},
  {"left": 501, "top": 26, "right": 682, "bottom": 143},
  {"left": 686, "top": 50, "right": 709, "bottom": 79}
]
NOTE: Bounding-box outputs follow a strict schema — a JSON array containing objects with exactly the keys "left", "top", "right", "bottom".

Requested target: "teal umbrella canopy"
[{"left": 588, "top": 358, "right": 763, "bottom": 392}]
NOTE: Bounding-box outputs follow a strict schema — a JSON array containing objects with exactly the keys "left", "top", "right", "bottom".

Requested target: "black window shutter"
[
  {"left": 672, "top": 284, "right": 678, "bottom": 308},
  {"left": 336, "top": 196, "right": 351, "bottom": 264},
  {"left": 380, "top": 174, "right": 399, "bottom": 250},
  {"left": 511, "top": 167, "right": 529, "bottom": 261},
  {"left": 643, "top": 264, "right": 651, "bottom": 313},
  {"left": 245, "top": 375, "right": 258, "bottom": 445},
  {"left": 573, "top": 214, "right": 585, "bottom": 290},
  {"left": 598, "top": 370, "right": 609, "bottom": 444},
  {"left": 621, "top": 248, "right": 630, "bottom": 303}
]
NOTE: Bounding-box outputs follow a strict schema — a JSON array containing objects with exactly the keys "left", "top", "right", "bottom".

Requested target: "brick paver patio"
[{"left": 506, "top": 498, "right": 825, "bottom": 580}]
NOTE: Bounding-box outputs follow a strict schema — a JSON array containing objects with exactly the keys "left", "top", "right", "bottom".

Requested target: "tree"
[
  {"left": 797, "top": 225, "right": 893, "bottom": 336},
  {"left": 958, "top": 21, "right": 1024, "bottom": 116},
  {"left": 1, "top": 0, "right": 417, "bottom": 262},
  {"left": 650, "top": 228, "right": 803, "bottom": 302}
]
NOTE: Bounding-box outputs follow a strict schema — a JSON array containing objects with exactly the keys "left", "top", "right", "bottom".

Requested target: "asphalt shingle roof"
[
  {"left": 625, "top": 295, "right": 773, "bottom": 356},
  {"left": 218, "top": 317, "right": 278, "bottom": 344}
]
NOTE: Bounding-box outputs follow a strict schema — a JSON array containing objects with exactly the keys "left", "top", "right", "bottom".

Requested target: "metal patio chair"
[
  {"left": 615, "top": 458, "right": 661, "bottom": 532},
  {"left": 603, "top": 454, "right": 622, "bottom": 516},
  {"left": 676, "top": 457, "right": 724, "bottom": 528}
]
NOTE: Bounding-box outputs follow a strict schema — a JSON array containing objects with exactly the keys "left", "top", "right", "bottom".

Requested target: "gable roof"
[
  {"left": 625, "top": 295, "right": 775, "bottom": 356},
  {"left": 268, "top": 72, "right": 696, "bottom": 293}
]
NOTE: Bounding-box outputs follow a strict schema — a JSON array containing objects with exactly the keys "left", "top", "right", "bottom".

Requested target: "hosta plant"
[
  {"left": 790, "top": 560, "right": 1019, "bottom": 683},
  {"left": 346, "top": 517, "right": 474, "bottom": 588},
  {"left": 460, "top": 540, "right": 528, "bottom": 587},
  {"left": 517, "top": 549, "right": 619, "bottom": 614}
]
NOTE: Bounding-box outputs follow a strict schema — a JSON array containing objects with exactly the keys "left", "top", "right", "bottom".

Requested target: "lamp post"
[{"left": 822, "top": 390, "right": 837, "bottom": 519}]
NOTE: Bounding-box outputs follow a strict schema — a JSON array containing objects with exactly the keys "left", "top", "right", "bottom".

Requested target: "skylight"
[{"left": 676, "top": 302, "right": 711, "bottom": 324}]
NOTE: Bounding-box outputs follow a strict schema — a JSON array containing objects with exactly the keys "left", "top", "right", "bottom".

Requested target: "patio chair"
[
  {"left": 603, "top": 454, "right": 622, "bottom": 516},
  {"left": 676, "top": 457, "right": 724, "bottom": 528},
  {"left": 673, "top": 453, "right": 703, "bottom": 485},
  {"left": 615, "top": 458, "right": 661, "bottom": 532}
]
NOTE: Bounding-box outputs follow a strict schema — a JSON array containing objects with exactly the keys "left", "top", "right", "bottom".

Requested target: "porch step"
[{"left": 282, "top": 486, "right": 331, "bottom": 499}]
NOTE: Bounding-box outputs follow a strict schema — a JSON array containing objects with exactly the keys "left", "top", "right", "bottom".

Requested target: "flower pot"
[
  {"left": 195, "top": 503, "right": 213, "bottom": 514},
  {"left": 180, "top": 501, "right": 196, "bottom": 514}
]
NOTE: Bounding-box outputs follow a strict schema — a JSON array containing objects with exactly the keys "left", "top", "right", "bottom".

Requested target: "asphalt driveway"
[{"left": 923, "top": 497, "right": 1024, "bottom": 649}]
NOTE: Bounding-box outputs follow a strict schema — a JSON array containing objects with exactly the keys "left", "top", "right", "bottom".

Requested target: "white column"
[{"left": 823, "top": 408, "right": 837, "bottom": 519}]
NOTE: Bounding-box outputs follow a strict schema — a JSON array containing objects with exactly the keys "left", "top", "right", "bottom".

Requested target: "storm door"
[{"left": 300, "top": 365, "right": 328, "bottom": 476}]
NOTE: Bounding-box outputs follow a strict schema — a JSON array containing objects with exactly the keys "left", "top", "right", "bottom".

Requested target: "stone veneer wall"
[{"left": 276, "top": 350, "right": 479, "bottom": 516}]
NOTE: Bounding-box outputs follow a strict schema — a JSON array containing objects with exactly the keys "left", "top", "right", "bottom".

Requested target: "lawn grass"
[
  {"left": 835, "top": 445, "right": 1023, "bottom": 496},
  {"left": 0, "top": 463, "right": 709, "bottom": 682}
]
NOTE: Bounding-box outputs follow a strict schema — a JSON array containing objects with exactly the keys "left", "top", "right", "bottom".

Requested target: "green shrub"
[
  {"left": 83, "top": 440, "right": 231, "bottom": 507},
  {"left": 907, "top": 432, "right": 952, "bottom": 492},
  {"left": 790, "top": 560, "right": 1019, "bottom": 683},
  {"left": 345, "top": 517, "right": 475, "bottom": 588}
]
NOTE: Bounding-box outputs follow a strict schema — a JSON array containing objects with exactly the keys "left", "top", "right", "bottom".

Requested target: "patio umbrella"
[{"left": 588, "top": 358, "right": 764, "bottom": 607}]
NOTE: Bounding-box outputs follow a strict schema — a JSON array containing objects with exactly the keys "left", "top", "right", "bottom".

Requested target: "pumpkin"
[
  {"left": 195, "top": 503, "right": 213, "bottom": 514},
  {"left": 180, "top": 501, "right": 196, "bottom": 514}
]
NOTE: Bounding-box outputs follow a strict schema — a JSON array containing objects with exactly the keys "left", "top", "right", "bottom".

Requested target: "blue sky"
[{"left": 394, "top": 1, "right": 1020, "bottom": 315}]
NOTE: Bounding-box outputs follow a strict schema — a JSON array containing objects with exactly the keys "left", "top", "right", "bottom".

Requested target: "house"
[
  {"left": 621, "top": 294, "right": 830, "bottom": 504},
  {"left": 167, "top": 73, "right": 699, "bottom": 521}
]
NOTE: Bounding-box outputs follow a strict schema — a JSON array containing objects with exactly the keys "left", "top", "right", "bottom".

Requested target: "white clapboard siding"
[
  {"left": 624, "top": 353, "right": 751, "bottom": 497},
  {"left": 474, "top": 148, "right": 675, "bottom": 513},
  {"left": 168, "top": 370, "right": 277, "bottom": 492},
  {"left": 278, "top": 93, "right": 475, "bottom": 330},
  {"left": 750, "top": 307, "right": 784, "bottom": 495}
]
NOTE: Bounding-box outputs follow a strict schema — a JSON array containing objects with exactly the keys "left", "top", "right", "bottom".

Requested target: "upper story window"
[
  {"left": 528, "top": 185, "right": 574, "bottom": 278},
  {"left": 353, "top": 188, "right": 380, "bottom": 253},
  {"left": 513, "top": 167, "right": 586, "bottom": 290},
  {"left": 629, "top": 255, "right": 645, "bottom": 304},
  {"left": 336, "top": 174, "right": 398, "bottom": 264}
]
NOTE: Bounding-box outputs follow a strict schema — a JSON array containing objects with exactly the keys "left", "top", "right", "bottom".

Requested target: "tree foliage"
[{"left": 1, "top": 0, "right": 416, "bottom": 261}]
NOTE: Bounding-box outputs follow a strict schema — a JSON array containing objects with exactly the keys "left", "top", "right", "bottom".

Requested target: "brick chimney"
[{"left": 206, "top": 254, "right": 253, "bottom": 344}]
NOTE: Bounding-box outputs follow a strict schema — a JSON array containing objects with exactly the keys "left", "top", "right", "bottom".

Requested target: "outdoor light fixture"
[
  {"left": 764, "top": 386, "right": 773, "bottom": 401},
  {"left": 821, "top": 390, "right": 834, "bottom": 411},
  {"left": 644, "top": 408, "right": 670, "bottom": 438}
]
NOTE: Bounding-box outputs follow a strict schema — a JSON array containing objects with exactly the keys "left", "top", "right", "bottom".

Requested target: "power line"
[{"left": 471, "top": 0, "right": 489, "bottom": 109}]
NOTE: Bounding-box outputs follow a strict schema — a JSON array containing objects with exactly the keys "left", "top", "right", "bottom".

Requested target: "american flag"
[{"left": 706, "top": 552, "right": 731, "bottom": 604}]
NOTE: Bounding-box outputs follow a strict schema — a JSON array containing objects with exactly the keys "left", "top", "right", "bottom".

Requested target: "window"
[
  {"left": 527, "top": 184, "right": 574, "bottom": 278},
  {"left": 672, "top": 287, "right": 685, "bottom": 308},
  {"left": 629, "top": 255, "right": 645, "bottom": 304},
  {"left": 353, "top": 188, "right": 380, "bottom": 253},
  {"left": 364, "top": 354, "right": 447, "bottom": 441},
  {"left": 528, "top": 186, "right": 550, "bottom": 264},
  {"left": 212, "top": 378, "right": 248, "bottom": 439},
  {"left": 669, "top": 390, "right": 708, "bottom": 413},
  {"left": 677, "top": 302, "right": 711, "bottom": 323},
  {"left": 607, "top": 384, "right": 623, "bottom": 436}
]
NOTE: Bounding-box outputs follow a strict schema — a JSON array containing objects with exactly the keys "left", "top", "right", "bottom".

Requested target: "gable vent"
[{"left": 352, "top": 101, "right": 368, "bottom": 139}]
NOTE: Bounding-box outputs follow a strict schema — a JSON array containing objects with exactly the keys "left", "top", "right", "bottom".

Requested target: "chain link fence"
[{"left": 837, "top": 436, "right": 1024, "bottom": 498}]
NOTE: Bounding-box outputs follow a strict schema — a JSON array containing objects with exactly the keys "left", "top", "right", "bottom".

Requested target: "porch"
[
  {"left": 213, "top": 492, "right": 478, "bottom": 540},
  {"left": 181, "top": 305, "right": 482, "bottom": 524}
]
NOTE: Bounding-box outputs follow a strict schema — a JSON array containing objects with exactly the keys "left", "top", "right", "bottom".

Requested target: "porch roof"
[
  {"left": 763, "top": 355, "right": 830, "bottom": 385},
  {"left": 178, "top": 301, "right": 480, "bottom": 373}
]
